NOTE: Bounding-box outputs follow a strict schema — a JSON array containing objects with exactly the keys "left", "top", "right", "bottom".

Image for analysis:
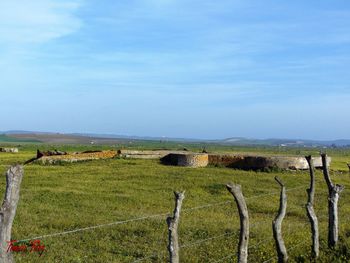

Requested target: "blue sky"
[{"left": 1, "top": 0, "right": 349, "bottom": 140}]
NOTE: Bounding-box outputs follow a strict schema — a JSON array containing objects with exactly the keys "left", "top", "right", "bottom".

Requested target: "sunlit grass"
[{"left": 0, "top": 145, "right": 349, "bottom": 262}]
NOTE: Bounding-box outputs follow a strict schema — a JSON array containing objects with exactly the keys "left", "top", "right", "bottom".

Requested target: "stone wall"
[
  {"left": 208, "top": 154, "right": 330, "bottom": 170},
  {"left": 120, "top": 150, "right": 331, "bottom": 170},
  {"left": 117, "top": 150, "right": 175, "bottom": 159},
  {"left": 35, "top": 150, "right": 117, "bottom": 164}
]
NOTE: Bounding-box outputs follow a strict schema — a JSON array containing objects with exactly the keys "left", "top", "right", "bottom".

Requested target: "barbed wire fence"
[
  {"left": 14, "top": 184, "right": 346, "bottom": 262},
  {"left": 11, "top": 183, "right": 348, "bottom": 262},
  {"left": 12, "top": 184, "right": 348, "bottom": 263},
  {"left": 1, "top": 162, "right": 348, "bottom": 263},
  {"left": 132, "top": 188, "right": 348, "bottom": 263},
  {"left": 17, "top": 185, "right": 306, "bottom": 243}
]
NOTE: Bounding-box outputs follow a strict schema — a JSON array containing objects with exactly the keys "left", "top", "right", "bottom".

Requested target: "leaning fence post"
[
  {"left": 0, "top": 165, "right": 24, "bottom": 263},
  {"left": 321, "top": 153, "right": 344, "bottom": 248},
  {"left": 166, "top": 191, "right": 185, "bottom": 263},
  {"left": 226, "top": 183, "right": 249, "bottom": 263},
  {"left": 272, "top": 176, "right": 288, "bottom": 263},
  {"left": 305, "top": 156, "right": 319, "bottom": 258}
]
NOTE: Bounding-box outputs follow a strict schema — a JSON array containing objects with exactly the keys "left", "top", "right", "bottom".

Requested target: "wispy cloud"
[
  {"left": 1, "top": 0, "right": 349, "bottom": 139},
  {"left": 0, "top": 0, "right": 83, "bottom": 45}
]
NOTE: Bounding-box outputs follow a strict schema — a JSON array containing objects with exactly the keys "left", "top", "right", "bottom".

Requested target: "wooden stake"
[
  {"left": 321, "top": 153, "right": 344, "bottom": 248},
  {"left": 272, "top": 177, "right": 288, "bottom": 263},
  {"left": 226, "top": 183, "right": 249, "bottom": 263},
  {"left": 305, "top": 156, "right": 319, "bottom": 258},
  {"left": 167, "top": 191, "right": 185, "bottom": 263},
  {"left": 0, "top": 165, "right": 24, "bottom": 263}
]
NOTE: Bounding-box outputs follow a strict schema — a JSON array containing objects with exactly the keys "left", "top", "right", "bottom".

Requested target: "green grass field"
[
  {"left": 0, "top": 134, "right": 40, "bottom": 143},
  {"left": 0, "top": 144, "right": 349, "bottom": 262}
]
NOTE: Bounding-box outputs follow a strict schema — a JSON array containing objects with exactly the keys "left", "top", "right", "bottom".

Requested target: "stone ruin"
[
  {"left": 0, "top": 147, "right": 18, "bottom": 153},
  {"left": 160, "top": 153, "right": 209, "bottom": 167},
  {"left": 32, "top": 150, "right": 117, "bottom": 165},
  {"left": 36, "top": 149, "right": 67, "bottom": 158},
  {"left": 207, "top": 154, "right": 330, "bottom": 170},
  {"left": 158, "top": 152, "right": 331, "bottom": 170}
]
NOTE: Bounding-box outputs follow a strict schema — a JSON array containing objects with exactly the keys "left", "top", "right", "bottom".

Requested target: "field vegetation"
[{"left": 0, "top": 143, "right": 349, "bottom": 262}]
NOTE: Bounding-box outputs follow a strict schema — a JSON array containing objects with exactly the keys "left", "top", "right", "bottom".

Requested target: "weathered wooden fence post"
[
  {"left": 226, "top": 183, "right": 249, "bottom": 263},
  {"left": 166, "top": 191, "right": 185, "bottom": 263},
  {"left": 272, "top": 176, "right": 288, "bottom": 263},
  {"left": 321, "top": 153, "right": 344, "bottom": 248},
  {"left": 0, "top": 165, "right": 24, "bottom": 263},
  {"left": 305, "top": 156, "right": 319, "bottom": 258}
]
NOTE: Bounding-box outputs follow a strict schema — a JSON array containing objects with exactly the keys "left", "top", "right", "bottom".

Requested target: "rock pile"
[{"left": 0, "top": 147, "right": 18, "bottom": 153}]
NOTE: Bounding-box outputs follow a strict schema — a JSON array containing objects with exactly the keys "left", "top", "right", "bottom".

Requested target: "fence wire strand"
[
  {"left": 17, "top": 184, "right": 346, "bottom": 263},
  {"left": 18, "top": 185, "right": 306, "bottom": 242},
  {"left": 133, "top": 186, "right": 305, "bottom": 262},
  {"left": 21, "top": 188, "right": 345, "bottom": 263}
]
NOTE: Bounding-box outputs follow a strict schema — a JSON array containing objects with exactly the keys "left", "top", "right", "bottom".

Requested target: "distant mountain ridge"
[
  {"left": 221, "top": 137, "right": 350, "bottom": 147},
  {"left": 1, "top": 130, "right": 350, "bottom": 147}
]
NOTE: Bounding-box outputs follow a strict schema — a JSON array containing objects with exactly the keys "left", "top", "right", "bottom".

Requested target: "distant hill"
[
  {"left": 1, "top": 132, "right": 122, "bottom": 145},
  {"left": 1, "top": 131, "right": 349, "bottom": 147},
  {"left": 220, "top": 137, "right": 350, "bottom": 147},
  {"left": 0, "top": 131, "right": 203, "bottom": 145},
  {"left": 0, "top": 134, "right": 41, "bottom": 143}
]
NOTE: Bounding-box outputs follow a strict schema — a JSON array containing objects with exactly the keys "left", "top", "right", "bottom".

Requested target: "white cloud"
[{"left": 0, "top": 0, "right": 82, "bottom": 45}]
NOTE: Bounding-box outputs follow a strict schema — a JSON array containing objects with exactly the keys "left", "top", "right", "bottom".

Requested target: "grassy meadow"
[{"left": 0, "top": 143, "right": 349, "bottom": 262}]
